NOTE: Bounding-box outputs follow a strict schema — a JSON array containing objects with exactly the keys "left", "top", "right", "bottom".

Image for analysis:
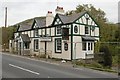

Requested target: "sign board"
[
  {"left": 64, "top": 42, "right": 68, "bottom": 51},
  {"left": 40, "top": 37, "right": 52, "bottom": 42}
]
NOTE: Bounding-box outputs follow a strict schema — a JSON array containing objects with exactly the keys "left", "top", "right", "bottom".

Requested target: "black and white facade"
[{"left": 14, "top": 6, "right": 99, "bottom": 60}]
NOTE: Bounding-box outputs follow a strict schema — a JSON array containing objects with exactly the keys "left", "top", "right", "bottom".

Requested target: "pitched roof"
[
  {"left": 34, "top": 17, "right": 46, "bottom": 28},
  {"left": 17, "top": 17, "right": 46, "bottom": 31},
  {"left": 57, "top": 11, "right": 86, "bottom": 24},
  {"left": 18, "top": 23, "right": 33, "bottom": 31},
  {"left": 17, "top": 11, "right": 87, "bottom": 32},
  {"left": 20, "top": 34, "right": 31, "bottom": 42},
  {"left": 17, "top": 18, "right": 34, "bottom": 31}
]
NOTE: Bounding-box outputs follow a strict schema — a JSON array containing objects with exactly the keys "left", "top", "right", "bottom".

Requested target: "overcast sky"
[{"left": 0, "top": 0, "right": 119, "bottom": 27}]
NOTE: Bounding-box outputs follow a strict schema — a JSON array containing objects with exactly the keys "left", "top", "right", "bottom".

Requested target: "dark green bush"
[{"left": 99, "top": 45, "right": 112, "bottom": 67}]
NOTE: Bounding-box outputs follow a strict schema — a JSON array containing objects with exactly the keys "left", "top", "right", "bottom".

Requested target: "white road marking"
[
  {"left": 48, "top": 76, "right": 52, "bottom": 78},
  {"left": 9, "top": 64, "right": 40, "bottom": 75}
]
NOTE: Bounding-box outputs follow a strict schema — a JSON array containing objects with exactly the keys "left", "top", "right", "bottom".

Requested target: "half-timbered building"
[{"left": 13, "top": 6, "right": 99, "bottom": 60}]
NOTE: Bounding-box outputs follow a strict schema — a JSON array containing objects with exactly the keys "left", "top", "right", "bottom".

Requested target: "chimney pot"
[
  {"left": 48, "top": 11, "right": 52, "bottom": 13},
  {"left": 55, "top": 6, "right": 65, "bottom": 14},
  {"left": 61, "top": 7, "right": 63, "bottom": 9}
]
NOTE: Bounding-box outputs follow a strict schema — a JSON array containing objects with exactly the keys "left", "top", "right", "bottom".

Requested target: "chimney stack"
[
  {"left": 46, "top": 11, "right": 54, "bottom": 27},
  {"left": 55, "top": 6, "right": 65, "bottom": 15}
]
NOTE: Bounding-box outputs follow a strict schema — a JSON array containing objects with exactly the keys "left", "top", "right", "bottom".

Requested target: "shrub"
[{"left": 99, "top": 45, "right": 112, "bottom": 67}]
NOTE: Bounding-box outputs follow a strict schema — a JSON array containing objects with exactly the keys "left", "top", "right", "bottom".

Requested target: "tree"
[
  {"left": 115, "top": 24, "right": 120, "bottom": 42},
  {"left": 66, "top": 4, "right": 107, "bottom": 23},
  {"left": 7, "top": 26, "right": 17, "bottom": 40},
  {"left": 99, "top": 45, "right": 112, "bottom": 67}
]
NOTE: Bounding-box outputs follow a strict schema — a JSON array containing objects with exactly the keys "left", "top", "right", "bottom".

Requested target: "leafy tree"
[
  {"left": 114, "top": 24, "right": 120, "bottom": 42},
  {"left": 7, "top": 25, "right": 17, "bottom": 40},
  {"left": 66, "top": 4, "right": 107, "bottom": 22},
  {"left": 1, "top": 25, "right": 17, "bottom": 49}
]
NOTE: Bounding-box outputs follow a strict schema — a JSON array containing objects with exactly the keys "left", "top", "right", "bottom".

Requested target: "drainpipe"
[
  {"left": 71, "top": 24, "right": 73, "bottom": 60},
  {"left": 45, "top": 28, "right": 47, "bottom": 60}
]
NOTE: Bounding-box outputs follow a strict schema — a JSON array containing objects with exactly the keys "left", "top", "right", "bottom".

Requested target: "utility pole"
[
  {"left": 3, "top": 7, "right": 7, "bottom": 51},
  {"left": 5, "top": 7, "right": 7, "bottom": 28}
]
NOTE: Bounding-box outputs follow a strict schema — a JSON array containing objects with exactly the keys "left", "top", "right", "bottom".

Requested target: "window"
[
  {"left": 85, "top": 26, "right": 89, "bottom": 34},
  {"left": 34, "top": 39, "right": 39, "bottom": 51},
  {"left": 55, "top": 38, "right": 62, "bottom": 53},
  {"left": 91, "top": 43, "right": 93, "bottom": 50},
  {"left": 88, "top": 43, "right": 90, "bottom": 50},
  {"left": 57, "top": 26, "right": 61, "bottom": 34},
  {"left": 74, "top": 25, "right": 78, "bottom": 33},
  {"left": 82, "top": 42, "right": 86, "bottom": 50},
  {"left": 34, "top": 29, "right": 39, "bottom": 37},
  {"left": 82, "top": 42, "right": 93, "bottom": 51}
]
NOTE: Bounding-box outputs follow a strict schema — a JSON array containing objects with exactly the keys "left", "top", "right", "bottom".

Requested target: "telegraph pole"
[
  {"left": 5, "top": 7, "right": 7, "bottom": 28},
  {"left": 3, "top": 7, "right": 7, "bottom": 51}
]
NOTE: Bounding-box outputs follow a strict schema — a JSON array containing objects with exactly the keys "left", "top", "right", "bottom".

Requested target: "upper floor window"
[
  {"left": 85, "top": 26, "right": 89, "bottom": 34},
  {"left": 74, "top": 25, "right": 78, "bottom": 33},
  {"left": 34, "top": 29, "right": 39, "bottom": 37},
  {"left": 57, "top": 25, "right": 62, "bottom": 34}
]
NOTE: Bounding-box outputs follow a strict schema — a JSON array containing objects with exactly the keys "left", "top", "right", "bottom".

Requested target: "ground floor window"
[
  {"left": 34, "top": 39, "right": 39, "bottom": 51},
  {"left": 55, "top": 38, "right": 62, "bottom": 53},
  {"left": 82, "top": 42, "right": 93, "bottom": 51}
]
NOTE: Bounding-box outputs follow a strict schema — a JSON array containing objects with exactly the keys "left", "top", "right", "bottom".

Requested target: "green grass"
[{"left": 74, "top": 60, "right": 117, "bottom": 73}]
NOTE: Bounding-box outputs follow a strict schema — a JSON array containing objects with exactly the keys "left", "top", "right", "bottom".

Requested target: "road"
[{"left": 1, "top": 52, "right": 118, "bottom": 78}]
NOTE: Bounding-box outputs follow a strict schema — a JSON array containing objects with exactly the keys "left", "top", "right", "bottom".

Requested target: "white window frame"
[
  {"left": 34, "top": 39, "right": 39, "bottom": 52},
  {"left": 82, "top": 42, "right": 93, "bottom": 51},
  {"left": 55, "top": 38, "right": 62, "bottom": 53},
  {"left": 56, "top": 25, "right": 62, "bottom": 35},
  {"left": 34, "top": 29, "right": 39, "bottom": 37}
]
